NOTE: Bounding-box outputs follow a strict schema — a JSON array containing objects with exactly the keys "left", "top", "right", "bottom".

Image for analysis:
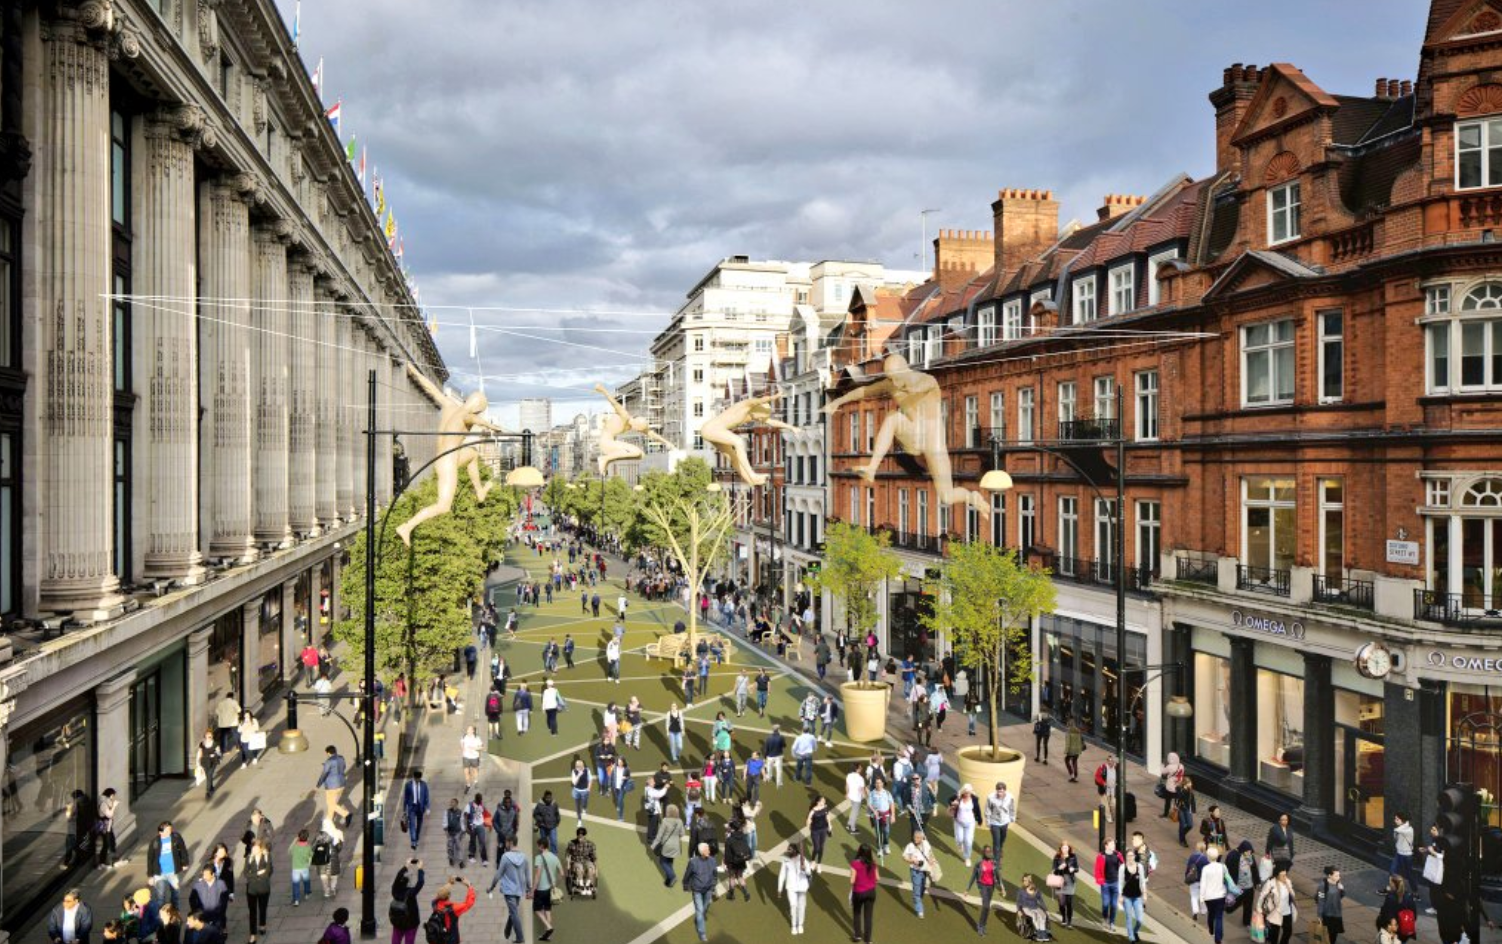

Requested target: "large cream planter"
[
  {"left": 956, "top": 745, "right": 1028, "bottom": 811},
  {"left": 840, "top": 681, "right": 891, "bottom": 742}
]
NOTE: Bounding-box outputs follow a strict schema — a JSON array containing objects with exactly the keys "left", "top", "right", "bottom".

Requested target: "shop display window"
[
  {"left": 1194, "top": 652, "right": 1231, "bottom": 767},
  {"left": 1256, "top": 669, "right": 1305, "bottom": 795},
  {"left": 1335, "top": 690, "right": 1385, "bottom": 831},
  {"left": 1449, "top": 692, "right": 1502, "bottom": 827},
  {"left": 4, "top": 699, "right": 93, "bottom": 924}
]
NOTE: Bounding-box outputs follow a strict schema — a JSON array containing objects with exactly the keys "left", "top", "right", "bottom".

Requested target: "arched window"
[
  {"left": 1428, "top": 282, "right": 1502, "bottom": 392},
  {"left": 1462, "top": 283, "right": 1502, "bottom": 309},
  {"left": 1461, "top": 478, "right": 1502, "bottom": 508}
]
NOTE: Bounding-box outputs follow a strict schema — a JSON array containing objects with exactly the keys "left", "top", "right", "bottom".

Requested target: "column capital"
[
  {"left": 96, "top": 670, "right": 135, "bottom": 712},
  {"left": 187, "top": 624, "right": 213, "bottom": 658},
  {"left": 148, "top": 103, "right": 219, "bottom": 152},
  {"left": 253, "top": 218, "right": 293, "bottom": 246}
]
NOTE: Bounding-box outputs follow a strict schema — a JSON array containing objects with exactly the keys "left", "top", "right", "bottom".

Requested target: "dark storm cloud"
[{"left": 283, "top": 0, "right": 1423, "bottom": 425}]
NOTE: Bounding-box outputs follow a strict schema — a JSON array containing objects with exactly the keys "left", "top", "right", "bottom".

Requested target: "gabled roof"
[
  {"left": 1203, "top": 249, "right": 1323, "bottom": 300},
  {"left": 1230, "top": 63, "right": 1341, "bottom": 145}
]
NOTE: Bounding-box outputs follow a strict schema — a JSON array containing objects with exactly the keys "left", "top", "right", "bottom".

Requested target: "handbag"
[
  {"left": 1046, "top": 873, "right": 1065, "bottom": 890},
  {"left": 1249, "top": 913, "right": 1267, "bottom": 944},
  {"left": 399, "top": 814, "right": 409, "bottom": 834},
  {"left": 1422, "top": 852, "right": 1444, "bottom": 886}
]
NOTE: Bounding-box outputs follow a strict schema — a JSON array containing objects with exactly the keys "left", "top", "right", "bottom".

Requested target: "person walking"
[
  {"left": 388, "top": 861, "right": 425, "bottom": 944},
  {"left": 1051, "top": 841, "right": 1080, "bottom": 928},
  {"left": 734, "top": 671, "right": 749, "bottom": 718},
  {"left": 316, "top": 746, "right": 352, "bottom": 824},
  {"left": 512, "top": 682, "right": 533, "bottom": 735},
  {"left": 214, "top": 693, "right": 241, "bottom": 758},
  {"left": 950, "top": 783, "right": 981, "bottom": 867},
  {"left": 533, "top": 790, "right": 561, "bottom": 854},
  {"left": 47, "top": 889, "right": 93, "bottom": 944},
  {"left": 1185, "top": 841, "right": 1211, "bottom": 921},
  {"left": 611, "top": 757, "right": 635, "bottom": 821},
  {"left": 464, "top": 794, "right": 489, "bottom": 865},
  {"left": 461, "top": 727, "right": 484, "bottom": 791},
  {"left": 849, "top": 844, "right": 879, "bottom": 944},
  {"left": 542, "top": 681, "right": 561, "bottom": 736},
  {"left": 402, "top": 770, "right": 430, "bottom": 850},
  {"left": 94, "top": 789, "right": 118, "bottom": 870},
  {"left": 1063, "top": 720, "right": 1084, "bottom": 782},
  {"left": 1122, "top": 850, "right": 1148, "bottom": 942},
  {"left": 605, "top": 638, "right": 621, "bottom": 684},
  {"left": 1159, "top": 751, "right": 1185, "bottom": 818},
  {"left": 764, "top": 725, "right": 785, "bottom": 788},
  {"left": 902, "top": 829, "right": 940, "bottom": 919},
  {"left": 755, "top": 668, "right": 771, "bottom": 717},
  {"left": 563, "top": 635, "right": 575, "bottom": 669},
  {"left": 493, "top": 791, "right": 520, "bottom": 850},
  {"left": 792, "top": 728, "right": 817, "bottom": 785},
  {"left": 983, "top": 781, "right": 1016, "bottom": 863},
  {"left": 442, "top": 801, "right": 464, "bottom": 870},
  {"left": 1266, "top": 812, "right": 1295, "bottom": 872},
  {"left": 682, "top": 842, "right": 719, "bottom": 943},
  {"left": 194, "top": 731, "right": 222, "bottom": 800},
  {"left": 531, "top": 837, "right": 563, "bottom": 942},
  {"left": 1198, "top": 845, "right": 1231, "bottom": 944},
  {"left": 146, "top": 823, "right": 190, "bottom": 907},
  {"left": 867, "top": 776, "right": 895, "bottom": 858},
  {"left": 427, "top": 880, "right": 476, "bottom": 944},
  {"left": 242, "top": 841, "right": 272, "bottom": 943},
  {"left": 188, "top": 866, "right": 229, "bottom": 930},
  {"left": 665, "top": 704, "right": 685, "bottom": 763},
  {"left": 1095, "top": 837, "right": 1125, "bottom": 932},
  {"left": 806, "top": 796, "right": 832, "bottom": 869},
  {"left": 1033, "top": 715, "right": 1051, "bottom": 764},
  {"left": 487, "top": 836, "right": 529, "bottom": 944},
  {"left": 1200, "top": 804, "right": 1230, "bottom": 850},
  {"left": 723, "top": 814, "right": 753, "bottom": 901},
  {"left": 1376, "top": 875, "right": 1416, "bottom": 943},
  {"left": 1257, "top": 868, "right": 1298, "bottom": 944},
  {"left": 314, "top": 818, "right": 344, "bottom": 899},
  {"left": 1317, "top": 866, "right": 1346, "bottom": 944},
  {"left": 819, "top": 695, "right": 840, "bottom": 747},
  {"left": 845, "top": 763, "right": 867, "bottom": 834},
  {"left": 650, "top": 804, "right": 685, "bottom": 887},
  {"left": 569, "top": 757, "right": 590, "bottom": 826},
  {"left": 1174, "top": 776, "right": 1198, "bottom": 847},
  {"left": 777, "top": 842, "right": 813, "bottom": 935},
  {"left": 966, "top": 846, "right": 1001, "bottom": 936},
  {"left": 1095, "top": 755, "right": 1119, "bottom": 823}
]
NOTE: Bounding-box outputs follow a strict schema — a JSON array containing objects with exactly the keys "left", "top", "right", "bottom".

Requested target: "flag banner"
[
  {"left": 292, "top": 0, "right": 300, "bottom": 46},
  {"left": 358, "top": 147, "right": 367, "bottom": 187},
  {"left": 325, "top": 100, "right": 341, "bottom": 134},
  {"left": 312, "top": 58, "right": 323, "bottom": 98},
  {"left": 345, "top": 135, "right": 357, "bottom": 162}
]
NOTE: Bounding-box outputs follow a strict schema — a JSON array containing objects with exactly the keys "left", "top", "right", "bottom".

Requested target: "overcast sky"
[{"left": 280, "top": 0, "right": 1425, "bottom": 428}]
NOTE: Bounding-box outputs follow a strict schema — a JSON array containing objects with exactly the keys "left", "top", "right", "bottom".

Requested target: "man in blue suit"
[{"left": 402, "top": 769, "right": 431, "bottom": 849}]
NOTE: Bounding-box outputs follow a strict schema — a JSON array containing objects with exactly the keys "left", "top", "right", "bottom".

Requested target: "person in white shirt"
[
  {"left": 983, "top": 781, "right": 1016, "bottom": 863},
  {"left": 460, "top": 726, "right": 484, "bottom": 789},
  {"left": 792, "top": 731, "right": 818, "bottom": 785},
  {"left": 777, "top": 843, "right": 814, "bottom": 935},
  {"left": 1390, "top": 813, "right": 1416, "bottom": 890},
  {"left": 541, "top": 680, "right": 561, "bottom": 736},
  {"left": 845, "top": 763, "right": 867, "bottom": 833},
  {"left": 605, "top": 638, "right": 621, "bottom": 683},
  {"left": 617, "top": 595, "right": 628, "bottom": 618},
  {"left": 1197, "top": 845, "right": 1231, "bottom": 944},
  {"left": 903, "top": 830, "right": 941, "bottom": 918}
]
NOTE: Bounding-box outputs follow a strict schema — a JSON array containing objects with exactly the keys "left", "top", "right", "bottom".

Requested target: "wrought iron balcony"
[
  {"left": 1051, "top": 556, "right": 1156, "bottom": 593},
  {"left": 1175, "top": 557, "right": 1218, "bottom": 586},
  {"left": 1057, "top": 415, "right": 1121, "bottom": 443},
  {"left": 1414, "top": 590, "right": 1502, "bottom": 628},
  {"left": 1237, "top": 564, "right": 1291, "bottom": 597},
  {"left": 1312, "top": 573, "right": 1374, "bottom": 610},
  {"left": 964, "top": 425, "right": 1004, "bottom": 450},
  {"left": 890, "top": 530, "right": 941, "bottom": 554}
]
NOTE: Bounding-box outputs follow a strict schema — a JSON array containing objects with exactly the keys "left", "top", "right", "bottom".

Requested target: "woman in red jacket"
[{"left": 428, "top": 879, "right": 476, "bottom": 944}]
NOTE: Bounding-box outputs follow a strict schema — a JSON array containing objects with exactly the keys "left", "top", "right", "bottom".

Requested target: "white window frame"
[
  {"left": 848, "top": 413, "right": 859, "bottom": 452},
  {"left": 1095, "top": 498, "right": 1117, "bottom": 569},
  {"left": 1146, "top": 248, "right": 1179, "bottom": 307},
  {"left": 1002, "top": 300, "right": 1024, "bottom": 341},
  {"left": 989, "top": 392, "right": 1005, "bottom": 440},
  {"left": 850, "top": 485, "right": 860, "bottom": 526},
  {"left": 1057, "top": 381, "right": 1076, "bottom": 424},
  {"left": 1019, "top": 494, "right": 1035, "bottom": 551},
  {"left": 1319, "top": 477, "right": 1344, "bottom": 579},
  {"left": 1456, "top": 117, "right": 1502, "bottom": 191},
  {"left": 990, "top": 491, "right": 1006, "bottom": 547},
  {"left": 1424, "top": 282, "right": 1502, "bottom": 393},
  {"left": 1241, "top": 318, "right": 1296, "bottom": 407},
  {"left": 1241, "top": 476, "right": 1297, "bottom": 572},
  {"left": 917, "top": 489, "right": 929, "bottom": 540},
  {"left": 1317, "top": 310, "right": 1344, "bottom": 403},
  {"left": 964, "top": 395, "right": 980, "bottom": 447},
  {"left": 1018, "top": 388, "right": 1035, "bottom": 444},
  {"left": 864, "top": 411, "right": 874, "bottom": 452},
  {"left": 1108, "top": 264, "right": 1135, "bottom": 316},
  {"left": 1135, "top": 370, "right": 1160, "bottom": 441},
  {"left": 866, "top": 488, "right": 875, "bottom": 530},
  {"left": 978, "top": 306, "right": 997, "bottom": 347},
  {"left": 1267, "top": 181, "right": 1301, "bottom": 245},
  {"left": 1093, "top": 376, "right": 1115, "bottom": 421},
  {"left": 1059, "top": 496, "right": 1079, "bottom": 564},
  {"left": 1072, "top": 275, "right": 1097, "bottom": 324},
  {"left": 1135, "top": 500, "right": 1161, "bottom": 576},
  {"left": 899, "top": 488, "right": 909, "bottom": 534}
]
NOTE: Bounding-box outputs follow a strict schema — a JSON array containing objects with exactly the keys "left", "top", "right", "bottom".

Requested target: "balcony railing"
[
  {"left": 1313, "top": 573, "right": 1374, "bottom": 610},
  {"left": 1237, "top": 564, "right": 1291, "bottom": 597},
  {"left": 890, "top": 530, "right": 941, "bottom": 554},
  {"left": 1175, "top": 557, "right": 1219, "bottom": 586},
  {"left": 963, "top": 425, "right": 1004, "bottom": 450},
  {"left": 1051, "top": 556, "right": 1157, "bottom": 593},
  {"left": 1414, "top": 590, "right": 1502, "bottom": 628},
  {"left": 1058, "top": 415, "right": 1121, "bottom": 442}
]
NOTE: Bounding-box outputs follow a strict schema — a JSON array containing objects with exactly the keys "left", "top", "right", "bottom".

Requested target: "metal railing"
[
  {"left": 1414, "top": 590, "right": 1502, "bottom": 627},
  {"left": 1175, "top": 557, "right": 1219, "bottom": 586},
  {"left": 1051, "top": 556, "right": 1157, "bottom": 593},
  {"left": 1058, "top": 416, "right": 1121, "bottom": 442},
  {"left": 1313, "top": 573, "right": 1375, "bottom": 610},
  {"left": 964, "top": 425, "right": 1004, "bottom": 450},
  {"left": 1237, "top": 564, "right": 1291, "bottom": 597},
  {"left": 890, "top": 530, "right": 940, "bottom": 554}
]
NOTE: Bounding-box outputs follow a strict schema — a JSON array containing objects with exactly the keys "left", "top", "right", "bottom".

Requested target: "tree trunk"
[
  {"left": 686, "top": 513, "right": 700, "bottom": 657},
  {"left": 989, "top": 647, "right": 1003, "bottom": 756}
]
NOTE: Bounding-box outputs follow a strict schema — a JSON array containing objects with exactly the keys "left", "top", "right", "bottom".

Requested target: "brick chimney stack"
[
  {"left": 932, "top": 228, "right": 993, "bottom": 289},
  {"left": 991, "top": 188, "right": 1060, "bottom": 278},
  {"left": 1097, "top": 193, "right": 1147, "bottom": 221},
  {"left": 1209, "top": 63, "right": 1263, "bottom": 175}
]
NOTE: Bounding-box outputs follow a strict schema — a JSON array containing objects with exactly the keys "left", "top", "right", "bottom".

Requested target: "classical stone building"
[
  {"left": 0, "top": 0, "right": 444, "bottom": 926},
  {"left": 828, "top": 0, "right": 1502, "bottom": 864}
]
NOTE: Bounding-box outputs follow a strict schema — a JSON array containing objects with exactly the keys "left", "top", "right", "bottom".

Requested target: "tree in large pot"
[
  {"left": 807, "top": 521, "right": 903, "bottom": 742},
  {"left": 924, "top": 542, "right": 1056, "bottom": 805}
]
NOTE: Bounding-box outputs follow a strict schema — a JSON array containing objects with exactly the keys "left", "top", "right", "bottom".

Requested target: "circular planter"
[
  {"left": 956, "top": 744, "right": 1028, "bottom": 812},
  {"left": 840, "top": 681, "right": 892, "bottom": 743}
]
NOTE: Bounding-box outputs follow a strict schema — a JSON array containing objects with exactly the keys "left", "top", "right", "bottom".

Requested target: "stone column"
[
  {"left": 35, "top": 9, "right": 123, "bottom": 615},
  {"left": 252, "top": 225, "right": 291, "bottom": 546},
  {"left": 94, "top": 671, "right": 137, "bottom": 843},
  {"left": 199, "top": 177, "right": 258, "bottom": 562},
  {"left": 186, "top": 625, "right": 213, "bottom": 744},
  {"left": 241, "top": 598, "right": 262, "bottom": 713},
  {"left": 1298, "top": 652, "right": 1333, "bottom": 834},
  {"left": 1226, "top": 635, "right": 1258, "bottom": 786},
  {"left": 350, "top": 326, "right": 369, "bottom": 515},
  {"left": 138, "top": 108, "right": 208, "bottom": 583},
  {"left": 287, "top": 260, "right": 318, "bottom": 535},
  {"left": 336, "top": 310, "right": 355, "bottom": 520},
  {"left": 314, "top": 290, "right": 340, "bottom": 526},
  {"left": 281, "top": 579, "right": 298, "bottom": 688}
]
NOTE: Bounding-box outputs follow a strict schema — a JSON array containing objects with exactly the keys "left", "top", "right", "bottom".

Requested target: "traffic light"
[{"left": 1436, "top": 783, "right": 1478, "bottom": 894}]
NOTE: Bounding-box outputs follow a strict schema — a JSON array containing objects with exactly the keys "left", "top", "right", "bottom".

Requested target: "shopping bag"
[{"left": 1308, "top": 920, "right": 1330, "bottom": 944}]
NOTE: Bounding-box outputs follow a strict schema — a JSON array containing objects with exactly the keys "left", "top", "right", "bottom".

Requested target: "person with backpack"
[
  {"left": 287, "top": 830, "right": 313, "bottom": 907},
  {"left": 313, "top": 818, "right": 344, "bottom": 899},
  {"left": 403, "top": 771, "right": 431, "bottom": 851},
  {"left": 1376, "top": 875, "right": 1417, "bottom": 943},
  {"left": 389, "top": 861, "right": 425, "bottom": 944},
  {"left": 532, "top": 837, "right": 563, "bottom": 942},
  {"left": 723, "top": 814, "right": 753, "bottom": 901},
  {"left": 1185, "top": 841, "right": 1211, "bottom": 920},
  {"left": 443, "top": 800, "right": 464, "bottom": 869},
  {"left": 484, "top": 685, "right": 504, "bottom": 741},
  {"left": 486, "top": 836, "right": 529, "bottom": 944},
  {"left": 1317, "top": 866, "right": 1346, "bottom": 944},
  {"left": 966, "top": 845, "right": 1001, "bottom": 936},
  {"left": 425, "top": 880, "right": 475, "bottom": 944},
  {"left": 464, "top": 794, "right": 489, "bottom": 865},
  {"left": 493, "top": 791, "right": 520, "bottom": 849}
]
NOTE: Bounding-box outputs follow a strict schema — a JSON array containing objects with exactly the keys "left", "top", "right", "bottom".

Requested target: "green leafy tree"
[
  {"left": 923, "top": 542, "right": 1057, "bottom": 758},
  {"left": 625, "top": 458, "right": 715, "bottom": 553},
  {"left": 636, "top": 459, "right": 730, "bottom": 653},
  {"left": 806, "top": 521, "right": 902, "bottom": 686},
  {"left": 336, "top": 468, "right": 517, "bottom": 687}
]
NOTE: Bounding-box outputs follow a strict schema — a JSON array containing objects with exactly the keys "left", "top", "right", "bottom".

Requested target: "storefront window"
[
  {"left": 293, "top": 571, "right": 312, "bottom": 649},
  {"left": 1335, "top": 689, "right": 1385, "bottom": 831},
  {"left": 258, "top": 589, "right": 282, "bottom": 694},
  {"left": 1193, "top": 652, "right": 1231, "bottom": 767},
  {"left": 1449, "top": 692, "right": 1502, "bottom": 828},
  {"left": 888, "top": 582, "right": 934, "bottom": 663},
  {"left": 4, "top": 699, "right": 93, "bottom": 926},
  {"left": 1040, "top": 615, "right": 1147, "bottom": 758},
  {"left": 1256, "top": 669, "right": 1305, "bottom": 795},
  {"left": 318, "top": 559, "right": 334, "bottom": 643},
  {"left": 206, "top": 610, "right": 243, "bottom": 713}
]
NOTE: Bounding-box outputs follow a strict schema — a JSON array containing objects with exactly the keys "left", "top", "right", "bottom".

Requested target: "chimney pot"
[
  {"left": 1402, "top": 79, "right": 1413, "bottom": 96},
  {"left": 1377, "top": 78, "right": 1389, "bottom": 98},
  {"left": 1231, "top": 63, "right": 1244, "bottom": 82}
]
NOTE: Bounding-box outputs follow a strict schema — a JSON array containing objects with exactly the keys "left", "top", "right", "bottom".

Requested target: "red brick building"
[{"left": 827, "top": 1, "right": 1502, "bottom": 860}]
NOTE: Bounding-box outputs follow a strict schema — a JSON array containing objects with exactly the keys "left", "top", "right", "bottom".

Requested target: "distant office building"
[{"left": 519, "top": 397, "right": 553, "bottom": 434}]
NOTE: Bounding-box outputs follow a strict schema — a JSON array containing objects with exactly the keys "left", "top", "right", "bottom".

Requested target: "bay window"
[
  {"left": 1425, "top": 282, "right": 1502, "bottom": 393},
  {"left": 1146, "top": 248, "right": 1178, "bottom": 306}
]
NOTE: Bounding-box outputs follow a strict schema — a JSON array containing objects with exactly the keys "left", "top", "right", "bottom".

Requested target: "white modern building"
[{"left": 519, "top": 397, "right": 553, "bottom": 435}]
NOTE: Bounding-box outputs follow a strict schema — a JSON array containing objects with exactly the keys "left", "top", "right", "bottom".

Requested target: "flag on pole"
[
  {"left": 345, "top": 135, "right": 357, "bottom": 162},
  {"left": 292, "top": 0, "right": 300, "bottom": 46},
  {"left": 385, "top": 211, "right": 397, "bottom": 248},
  {"left": 396, "top": 237, "right": 404, "bottom": 261},
  {"left": 358, "top": 147, "right": 367, "bottom": 188},
  {"left": 325, "top": 100, "right": 341, "bottom": 134},
  {"left": 311, "top": 58, "right": 323, "bottom": 98},
  {"left": 374, "top": 175, "right": 385, "bottom": 216}
]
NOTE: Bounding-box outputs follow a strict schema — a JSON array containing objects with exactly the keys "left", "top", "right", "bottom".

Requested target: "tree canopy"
[{"left": 806, "top": 521, "right": 902, "bottom": 674}]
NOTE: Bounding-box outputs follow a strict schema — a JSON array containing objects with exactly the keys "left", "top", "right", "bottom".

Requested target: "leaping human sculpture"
[
  {"left": 823, "top": 351, "right": 990, "bottom": 516},
  {"left": 595, "top": 383, "right": 676, "bottom": 475},
  {"left": 701, "top": 393, "right": 795, "bottom": 486},
  {"left": 394, "top": 364, "right": 505, "bottom": 546}
]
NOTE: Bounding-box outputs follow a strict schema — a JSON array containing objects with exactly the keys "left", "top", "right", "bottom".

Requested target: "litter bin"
[{"left": 1123, "top": 791, "right": 1137, "bottom": 823}]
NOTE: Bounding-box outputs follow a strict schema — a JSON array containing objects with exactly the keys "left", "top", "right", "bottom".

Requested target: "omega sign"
[
  {"left": 1231, "top": 609, "right": 1306, "bottom": 640},
  {"left": 1426, "top": 650, "right": 1502, "bottom": 674}
]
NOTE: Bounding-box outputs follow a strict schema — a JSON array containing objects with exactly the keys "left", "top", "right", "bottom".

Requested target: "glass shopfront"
[
  {"left": 1333, "top": 672, "right": 1385, "bottom": 835},
  {"left": 1448, "top": 691, "right": 1502, "bottom": 828},
  {"left": 317, "top": 559, "right": 334, "bottom": 644},
  {"left": 206, "top": 609, "right": 243, "bottom": 710},
  {"left": 1040, "top": 614, "right": 1147, "bottom": 757},
  {"left": 3, "top": 698, "right": 93, "bottom": 930},
  {"left": 294, "top": 570, "right": 312, "bottom": 650},
  {"left": 1256, "top": 668, "right": 1305, "bottom": 795},
  {"left": 888, "top": 578, "right": 935, "bottom": 662},
  {"left": 1192, "top": 629, "right": 1232, "bottom": 767},
  {"left": 258, "top": 589, "right": 283, "bottom": 694},
  {"left": 130, "top": 648, "right": 187, "bottom": 799}
]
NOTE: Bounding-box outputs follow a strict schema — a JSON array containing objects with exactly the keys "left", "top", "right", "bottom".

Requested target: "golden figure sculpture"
[
  {"left": 595, "top": 383, "right": 675, "bottom": 476},
  {"left": 824, "top": 351, "right": 990, "bottom": 516},
  {"left": 700, "top": 393, "right": 795, "bottom": 486},
  {"left": 395, "top": 364, "right": 504, "bottom": 546}
]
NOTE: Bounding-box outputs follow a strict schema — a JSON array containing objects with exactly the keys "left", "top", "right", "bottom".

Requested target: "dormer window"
[
  {"left": 1109, "top": 264, "right": 1135, "bottom": 316},
  {"left": 1072, "top": 275, "right": 1097, "bottom": 324},
  {"left": 1002, "top": 300, "right": 1023, "bottom": 341},
  {"left": 977, "top": 306, "right": 997, "bottom": 346},
  {"left": 1268, "top": 181, "right": 1301, "bottom": 244},
  {"left": 1457, "top": 117, "right": 1502, "bottom": 190}
]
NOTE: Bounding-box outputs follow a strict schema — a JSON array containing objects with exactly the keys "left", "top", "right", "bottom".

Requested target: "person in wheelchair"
[
  {"left": 1016, "top": 873, "right": 1052, "bottom": 940},
  {"left": 565, "top": 826, "right": 597, "bottom": 899}
]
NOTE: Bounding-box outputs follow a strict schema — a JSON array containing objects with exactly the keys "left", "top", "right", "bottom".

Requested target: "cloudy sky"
[{"left": 280, "top": 0, "right": 1425, "bottom": 428}]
